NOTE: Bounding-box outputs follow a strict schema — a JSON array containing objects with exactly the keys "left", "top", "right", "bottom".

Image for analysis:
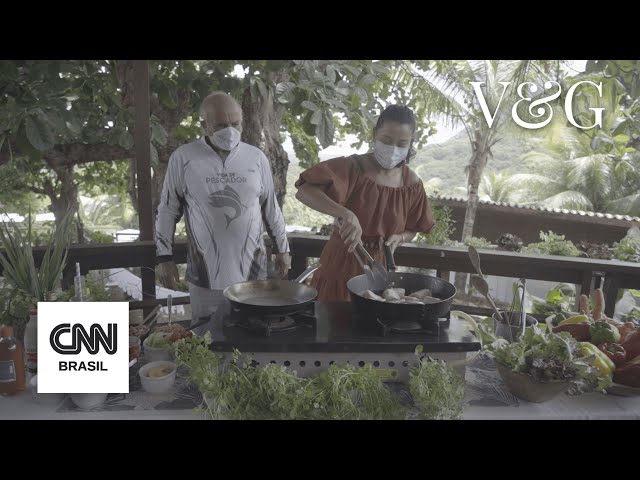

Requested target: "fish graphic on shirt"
[{"left": 208, "top": 185, "right": 247, "bottom": 228}]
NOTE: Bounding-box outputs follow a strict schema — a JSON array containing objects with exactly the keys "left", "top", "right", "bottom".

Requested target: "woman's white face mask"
[
  {"left": 209, "top": 126, "right": 241, "bottom": 151},
  {"left": 373, "top": 140, "right": 409, "bottom": 169}
]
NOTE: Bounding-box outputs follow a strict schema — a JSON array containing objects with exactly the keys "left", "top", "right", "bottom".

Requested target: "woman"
[{"left": 295, "top": 105, "right": 435, "bottom": 302}]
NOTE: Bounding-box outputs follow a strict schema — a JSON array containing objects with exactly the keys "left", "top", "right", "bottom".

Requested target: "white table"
[
  {"left": 3, "top": 353, "right": 639, "bottom": 420},
  {"left": 463, "top": 393, "right": 640, "bottom": 420},
  {"left": 462, "top": 353, "right": 640, "bottom": 419},
  {"left": 4, "top": 390, "right": 638, "bottom": 420},
  {"left": 0, "top": 393, "right": 205, "bottom": 420}
]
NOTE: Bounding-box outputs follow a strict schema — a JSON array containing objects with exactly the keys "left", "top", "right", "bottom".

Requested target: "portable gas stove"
[{"left": 201, "top": 301, "right": 479, "bottom": 382}]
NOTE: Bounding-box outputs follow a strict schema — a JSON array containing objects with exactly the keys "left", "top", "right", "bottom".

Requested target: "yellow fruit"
[{"left": 557, "top": 315, "right": 589, "bottom": 326}]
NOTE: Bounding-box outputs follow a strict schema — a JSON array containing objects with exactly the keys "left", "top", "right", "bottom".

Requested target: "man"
[{"left": 155, "top": 92, "right": 291, "bottom": 330}]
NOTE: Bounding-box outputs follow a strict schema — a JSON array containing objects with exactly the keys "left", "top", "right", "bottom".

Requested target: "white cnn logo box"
[{"left": 37, "top": 302, "right": 129, "bottom": 394}]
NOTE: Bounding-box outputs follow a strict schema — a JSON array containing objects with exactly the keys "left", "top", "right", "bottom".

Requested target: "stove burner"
[
  {"left": 375, "top": 318, "right": 439, "bottom": 336},
  {"left": 374, "top": 311, "right": 450, "bottom": 336},
  {"left": 384, "top": 320, "right": 427, "bottom": 332},
  {"left": 263, "top": 315, "right": 295, "bottom": 330},
  {"left": 225, "top": 307, "right": 314, "bottom": 337}
]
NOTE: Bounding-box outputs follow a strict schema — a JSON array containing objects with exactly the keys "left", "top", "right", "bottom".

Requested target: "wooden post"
[
  {"left": 593, "top": 272, "right": 605, "bottom": 291},
  {"left": 133, "top": 60, "right": 155, "bottom": 320},
  {"left": 61, "top": 262, "right": 89, "bottom": 290},
  {"left": 602, "top": 275, "right": 620, "bottom": 318},
  {"left": 439, "top": 270, "right": 450, "bottom": 281}
]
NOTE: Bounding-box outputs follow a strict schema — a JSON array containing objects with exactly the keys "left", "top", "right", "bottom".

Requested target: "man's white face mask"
[
  {"left": 209, "top": 126, "right": 241, "bottom": 151},
  {"left": 373, "top": 140, "right": 408, "bottom": 169}
]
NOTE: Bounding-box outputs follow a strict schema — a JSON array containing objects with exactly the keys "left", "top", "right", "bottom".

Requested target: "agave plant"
[{"left": 0, "top": 210, "right": 73, "bottom": 302}]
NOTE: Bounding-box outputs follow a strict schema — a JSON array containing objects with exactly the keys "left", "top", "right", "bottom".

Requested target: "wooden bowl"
[{"left": 495, "top": 362, "right": 571, "bottom": 403}]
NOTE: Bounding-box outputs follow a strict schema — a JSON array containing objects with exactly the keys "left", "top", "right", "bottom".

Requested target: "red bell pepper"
[{"left": 597, "top": 342, "right": 627, "bottom": 366}]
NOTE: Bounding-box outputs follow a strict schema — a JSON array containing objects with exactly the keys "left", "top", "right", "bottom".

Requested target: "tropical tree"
[
  {"left": 578, "top": 60, "right": 640, "bottom": 215},
  {"left": 0, "top": 60, "right": 445, "bottom": 236},
  {"left": 505, "top": 62, "right": 640, "bottom": 216},
  {"left": 79, "top": 194, "right": 136, "bottom": 230},
  {"left": 478, "top": 170, "right": 518, "bottom": 204},
  {"left": 397, "top": 60, "right": 560, "bottom": 293},
  {"left": 508, "top": 123, "right": 622, "bottom": 212},
  {"left": 402, "top": 60, "right": 561, "bottom": 243},
  {"left": 232, "top": 60, "right": 443, "bottom": 206},
  {"left": 0, "top": 60, "right": 132, "bottom": 237}
]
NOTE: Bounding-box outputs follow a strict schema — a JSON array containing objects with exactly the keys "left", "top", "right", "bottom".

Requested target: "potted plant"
[{"left": 0, "top": 212, "right": 73, "bottom": 338}]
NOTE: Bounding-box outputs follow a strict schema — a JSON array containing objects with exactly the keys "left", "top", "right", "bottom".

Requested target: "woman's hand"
[
  {"left": 337, "top": 210, "right": 362, "bottom": 253},
  {"left": 385, "top": 231, "right": 415, "bottom": 255},
  {"left": 385, "top": 234, "right": 405, "bottom": 255}
]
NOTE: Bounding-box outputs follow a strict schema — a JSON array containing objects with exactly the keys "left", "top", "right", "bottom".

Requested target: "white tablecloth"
[
  {"left": 2, "top": 353, "right": 639, "bottom": 420},
  {"left": 462, "top": 353, "right": 640, "bottom": 420}
]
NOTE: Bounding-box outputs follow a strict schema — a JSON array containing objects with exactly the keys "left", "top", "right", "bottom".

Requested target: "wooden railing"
[
  {"left": 281, "top": 235, "right": 640, "bottom": 318},
  {"left": 3, "top": 234, "right": 640, "bottom": 318}
]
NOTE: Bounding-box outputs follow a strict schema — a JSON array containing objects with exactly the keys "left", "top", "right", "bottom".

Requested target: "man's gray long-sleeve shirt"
[{"left": 155, "top": 137, "right": 289, "bottom": 289}]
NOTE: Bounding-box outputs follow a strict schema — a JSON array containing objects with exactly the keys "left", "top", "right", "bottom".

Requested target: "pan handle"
[
  {"left": 383, "top": 243, "right": 396, "bottom": 272},
  {"left": 294, "top": 264, "right": 320, "bottom": 284}
]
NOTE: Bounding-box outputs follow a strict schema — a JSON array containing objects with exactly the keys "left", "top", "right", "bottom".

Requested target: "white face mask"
[
  {"left": 373, "top": 140, "right": 409, "bottom": 169},
  {"left": 209, "top": 126, "right": 241, "bottom": 151}
]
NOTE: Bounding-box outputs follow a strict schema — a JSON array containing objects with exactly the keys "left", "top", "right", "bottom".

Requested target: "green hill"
[{"left": 411, "top": 131, "right": 541, "bottom": 196}]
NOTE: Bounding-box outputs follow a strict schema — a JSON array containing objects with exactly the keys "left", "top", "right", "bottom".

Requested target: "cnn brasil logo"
[
  {"left": 38, "top": 302, "right": 129, "bottom": 394},
  {"left": 50, "top": 323, "right": 117, "bottom": 371}
]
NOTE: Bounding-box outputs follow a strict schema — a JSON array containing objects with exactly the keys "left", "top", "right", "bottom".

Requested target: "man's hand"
[
  {"left": 157, "top": 260, "right": 180, "bottom": 289},
  {"left": 274, "top": 252, "right": 291, "bottom": 279}
]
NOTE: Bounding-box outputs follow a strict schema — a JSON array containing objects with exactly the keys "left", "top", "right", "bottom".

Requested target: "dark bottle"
[{"left": 0, "top": 324, "right": 26, "bottom": 396}]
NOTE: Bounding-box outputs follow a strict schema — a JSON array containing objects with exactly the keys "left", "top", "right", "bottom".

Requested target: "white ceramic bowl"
[
  {"left": 139, "top": 360, "right": 177, "bottom": 395},
  {"left": 29, "top": 375, "right": 66, "bottom": 406},
  {"left": 70, "top": 392, "right": 109, "bottom": 409},
  {"left": 143, "top": 334, "right": 174, "bottom": 362}
]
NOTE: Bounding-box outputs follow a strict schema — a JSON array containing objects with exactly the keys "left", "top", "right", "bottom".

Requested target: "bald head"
[{"left": 200, "top": 92, "right": 243, "bottom": 136}]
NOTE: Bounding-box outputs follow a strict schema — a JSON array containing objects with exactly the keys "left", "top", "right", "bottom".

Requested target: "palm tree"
[
  {"left": 396, "top": 60, "right": 560, "bottom": 293},
  {"left": 479, "top": 170, "right": 518, "bottom": 204},
  {"left": 605, "top": 184, "right": 640, "bottom": 216},
  {"left": 402, "top": 60, "right": 561, "bottom": 243},
  {"left": 505, "top": 107, "right": 640, "bottom": 215},
  {"left": 78, "top": 194, "right": 137, "bottom": 232}
]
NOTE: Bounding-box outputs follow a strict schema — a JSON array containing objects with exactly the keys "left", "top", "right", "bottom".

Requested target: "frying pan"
[
  {"left": 347, "top": 244, "right": 456, "bottom": 328},
  {"left": 223, "top": 265, "right": 319, "bottom": 316}
]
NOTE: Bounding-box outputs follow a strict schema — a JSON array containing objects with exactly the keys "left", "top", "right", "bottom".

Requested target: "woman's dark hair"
[{"left": 373, "top": 104, "right": 417, "bottom": 166}]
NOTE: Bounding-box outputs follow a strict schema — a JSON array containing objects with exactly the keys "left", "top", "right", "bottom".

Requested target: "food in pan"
[
  {"left": 360, "top": 288, "right": 440, "bottom": 305},
  {"left": 409, "top": 289, "right": 432, "bottom": 300},
  {"left": 418, "top": 295, "right": 441, "bottom": 304},
  {"left": 362, "top": 290, "right": 386, "bottom": 301},
  {"left": 400, "top": 296, "right": 424, "bottom": 305},
  {"left": 382, "top": 288, "right": 402, "bottom": 301}
]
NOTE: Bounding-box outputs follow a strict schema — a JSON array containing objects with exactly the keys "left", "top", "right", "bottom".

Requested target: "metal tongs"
[
  {"left": 138, "top": 304, "right": 161, "bottom": 343},
  {"left": 336, "top": 217, "right": 388, "bottom": 284},
  {"left": 354, "top": 242, "right": 389, "bottom": 284},
  {"left": 506, "top": 278, "right": 527, "bottom": 342}
]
